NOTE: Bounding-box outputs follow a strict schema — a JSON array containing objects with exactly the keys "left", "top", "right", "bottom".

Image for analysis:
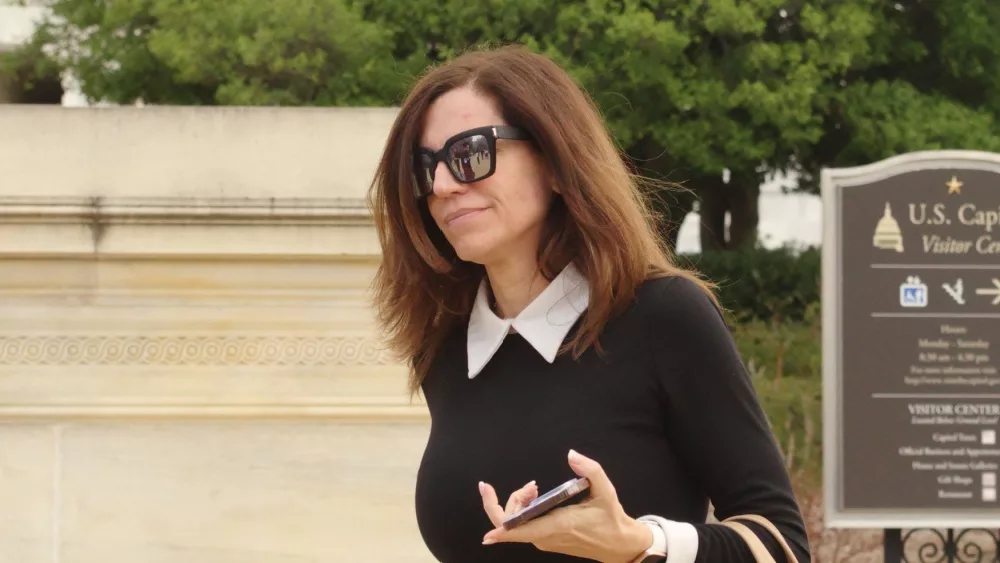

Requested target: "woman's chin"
[{"left": 449, "top": 236, "right": 503, "bottom": 266}]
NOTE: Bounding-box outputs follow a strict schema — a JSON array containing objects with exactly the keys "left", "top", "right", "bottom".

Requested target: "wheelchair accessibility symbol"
[{"left": 900, "top": 276, "right": 928, "bottom": 308}]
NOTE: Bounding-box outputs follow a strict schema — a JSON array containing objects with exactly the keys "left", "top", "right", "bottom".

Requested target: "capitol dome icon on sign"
[{"left": 873, "top": 202, "right": 904, "bottom": 253}]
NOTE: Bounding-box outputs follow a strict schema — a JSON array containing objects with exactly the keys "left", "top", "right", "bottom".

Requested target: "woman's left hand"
[{"left": 479, "top": 449, "right": 652, "bottom": 563}]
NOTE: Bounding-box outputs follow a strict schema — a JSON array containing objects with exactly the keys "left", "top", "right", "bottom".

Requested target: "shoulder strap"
[
  {"left": 719, "top": 521, "right": 776, "bottom": 563},
  {"left": 720, "top": 514, "right": 800, "bottom": 563}
]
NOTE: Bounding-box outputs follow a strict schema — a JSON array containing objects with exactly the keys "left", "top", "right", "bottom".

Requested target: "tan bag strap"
[
  {"left": 719, "top": 521, "right": 776, "bottom": 563},
  {"left": 720, "top": 514, "right": 799, "bottom": 563}
]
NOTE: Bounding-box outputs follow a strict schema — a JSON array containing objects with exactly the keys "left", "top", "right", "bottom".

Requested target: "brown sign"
[{"left": 823, "top": 151, "right": 1000, "bottom": 528}]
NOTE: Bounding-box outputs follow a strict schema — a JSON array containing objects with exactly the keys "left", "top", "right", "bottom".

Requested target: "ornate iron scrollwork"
[{"left": 885, "top": 529, "right": 1000, "bottom": 563}]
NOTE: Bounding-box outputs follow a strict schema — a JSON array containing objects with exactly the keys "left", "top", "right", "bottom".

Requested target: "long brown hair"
[{"left": 367, "top": 44, "right": 717, "bottom": 395}]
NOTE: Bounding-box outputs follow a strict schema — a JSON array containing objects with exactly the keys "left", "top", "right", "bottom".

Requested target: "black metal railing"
[{"left": 885, "top": 529, "right": 1000, "bottom": 563}]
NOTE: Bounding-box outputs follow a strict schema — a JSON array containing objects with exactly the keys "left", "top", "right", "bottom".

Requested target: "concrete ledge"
[
  {"left": 0, "top": 195, "right": 378, "bottom": 256},
  {"left": 0, "top": 195, "right": 371, "bottom": 221},
  {"left": 0, "top": 402, "right": 429, "bottom": 421},
  {"left": 0, "top": 105, "right": 400, "bottom": 199}
]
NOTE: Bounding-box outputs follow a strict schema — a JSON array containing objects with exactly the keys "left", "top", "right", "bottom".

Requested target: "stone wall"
[{"left": 0, "top": 105, "right": 437, "bottom": 562}]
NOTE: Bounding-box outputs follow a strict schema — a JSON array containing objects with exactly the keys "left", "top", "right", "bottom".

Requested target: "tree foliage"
[
  {"left": 30, "top": 0, "right": 404, "bottom": 105},
  {"left": 21, "top": 0, "right": 1000, "bottom": 251},
  {"left": 0, "top": 22, "right": 64, "bottom": 103},
  {"left": 794, "top": 0, "right": 1000, "bottom": 195},
  {"left": 355, "top": 0, "right": 886, "bottom": 249}
]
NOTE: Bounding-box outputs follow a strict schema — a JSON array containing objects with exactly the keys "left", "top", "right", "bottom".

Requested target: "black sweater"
[{"left": 414, "top": 274, "right": 810, "bottom": 563}]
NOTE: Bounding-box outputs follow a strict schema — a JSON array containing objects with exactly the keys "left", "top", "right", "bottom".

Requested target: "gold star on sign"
[{"left": 947, "top": 176, "right": 963, "bottom": 195}]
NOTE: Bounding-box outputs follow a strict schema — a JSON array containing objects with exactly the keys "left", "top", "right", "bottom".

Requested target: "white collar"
[{"left": 467, "top": 262, "right": 590, "bottom": 379}]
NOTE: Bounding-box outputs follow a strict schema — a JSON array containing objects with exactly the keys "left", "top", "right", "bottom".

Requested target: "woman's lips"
[{"left": 446, "top": 208, "right": 487, "bottom": 227}]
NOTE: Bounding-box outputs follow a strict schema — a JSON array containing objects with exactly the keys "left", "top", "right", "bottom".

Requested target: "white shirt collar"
[{"left": 467, "top": 262, "right": 590, "bottom": 378}]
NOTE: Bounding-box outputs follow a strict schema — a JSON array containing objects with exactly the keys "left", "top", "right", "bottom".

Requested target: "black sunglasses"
[{"left": 413, "top": 125, "right": 531, "bottom": 198}]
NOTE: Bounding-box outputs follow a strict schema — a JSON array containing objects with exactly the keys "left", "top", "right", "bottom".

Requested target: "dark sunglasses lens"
[
  {"left": 447, "top": 135, "right": 492, "bottom": 182},
  {"left": 415, "top": 153, "right": 435, "bottom": 195}
]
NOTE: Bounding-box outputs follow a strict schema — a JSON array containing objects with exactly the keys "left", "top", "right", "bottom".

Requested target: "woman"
[{"left": 366, "top": 45, "right": 810, "bottom": 563}]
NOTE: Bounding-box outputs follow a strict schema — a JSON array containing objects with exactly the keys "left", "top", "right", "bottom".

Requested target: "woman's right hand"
[{"left": 480, "top": 479, "right": 539, "bottom": 528}]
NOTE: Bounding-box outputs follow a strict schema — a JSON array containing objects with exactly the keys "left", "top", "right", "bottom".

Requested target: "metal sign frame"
[{"left": 822, "top": 149, "right": 1000, "bottom": 528}]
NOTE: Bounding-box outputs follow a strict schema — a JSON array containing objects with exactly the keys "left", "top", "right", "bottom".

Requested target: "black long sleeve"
[
  {"left": 415, "top": 272, "right": 811, "bottom": 563},
  {"left": 643, "top": 276, "right": 811, "bottom": 563}
]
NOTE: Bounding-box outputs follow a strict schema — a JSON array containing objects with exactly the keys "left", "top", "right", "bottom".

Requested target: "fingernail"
[
  {"left": 568, "top": 449, "right": 579, "bottom": 461},
  {"left": 482, "top": 537, "right": 496, "bottom": 545},
  {"left": 525, "top": 480, "right": 536, "bottom": 488},
  {"left": 478, "top": 481, "right": 485, "bottom": 494}
]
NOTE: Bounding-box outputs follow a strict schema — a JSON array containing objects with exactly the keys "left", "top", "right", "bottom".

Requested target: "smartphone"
[{"left": 501, "top": 477, "right": 590, "bottom": 530}]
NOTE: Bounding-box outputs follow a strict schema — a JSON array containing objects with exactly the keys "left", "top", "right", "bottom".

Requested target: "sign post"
[{"left": 822, "top": 151, "right": 1000, "bottom": 559}]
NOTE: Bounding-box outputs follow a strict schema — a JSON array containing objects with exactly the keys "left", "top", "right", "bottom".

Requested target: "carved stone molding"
[
  {"left": 0, "top": 195, "right": 372, "bottom": 225},
  {"left": 0, "top": 334, "right": 394, "bottom": 366},
  {"left": 0, "top": 402, "right": 429, "bottom": 420},
  {"left": 0, "top": 192, "right": 418, "bottom": 420},
  {"left": 0, "top": 195, "right": 380, "bottom": 257}
]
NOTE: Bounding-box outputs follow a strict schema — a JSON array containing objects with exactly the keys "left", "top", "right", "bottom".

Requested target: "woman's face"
[{"left": 419, "top": 86, "right": 554, "bottom": 268}]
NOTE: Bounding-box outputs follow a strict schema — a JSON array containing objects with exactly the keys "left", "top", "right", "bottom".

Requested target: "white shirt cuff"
[
  {"left": 638, "top": 516, "right": 699, "bottom": 563},
  {"left": 642, "top": 520, "right": 667, "bottom": 552}
]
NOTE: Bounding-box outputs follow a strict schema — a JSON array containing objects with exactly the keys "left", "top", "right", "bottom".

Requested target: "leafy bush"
[
  {"left": 680, "top": 245, "right": 821, "bottom": 323},
  {"left": 730, "top": 310, "right": 822, "bottom": 486},
  {"left": 729, "top": 315, "right": 885, "bottom": 562},
  {"left": 735, "top": 302, "right": 821, "bottom": 381}
]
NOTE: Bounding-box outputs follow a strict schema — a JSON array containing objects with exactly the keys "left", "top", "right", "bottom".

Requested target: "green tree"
[
  {"left": 25, "top": 0, "right": 404, "bottom": 106},
  {"left": 358, "top": 0, "right": 1000, "bottom": 250},
  {"left": 355, "top": 0, "right": 879, "bottom": 250},
  {"left": 20, "top": 0, "right": 1000, "bottom": 251},
  {"left": 0, "top": 23, "right": 64, "bottom": 104},
  {"left": 793, "top": 0, "right": 1000, "bottom": 195}
]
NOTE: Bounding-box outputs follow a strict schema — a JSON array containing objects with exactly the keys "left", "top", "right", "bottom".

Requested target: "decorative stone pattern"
[{"left": 0, "top": 334, "right": 393, "bottom": 366}]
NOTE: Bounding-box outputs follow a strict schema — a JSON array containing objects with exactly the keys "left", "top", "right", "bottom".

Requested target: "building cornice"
[
  {"left": 0, "top": 195, "right": 380, "bottom": 257},
  {"left": 0, "top": 195, "right": 371, "bottom": 223}
]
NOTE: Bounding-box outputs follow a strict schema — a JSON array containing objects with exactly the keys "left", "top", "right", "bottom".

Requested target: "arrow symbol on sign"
[{"left": 976, "top": 278, "right": 1000, "bottom": 305}]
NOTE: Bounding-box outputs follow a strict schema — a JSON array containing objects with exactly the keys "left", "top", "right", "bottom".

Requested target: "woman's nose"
[{"left": 432, "top": 162, "right": 466, "bottom": 197}]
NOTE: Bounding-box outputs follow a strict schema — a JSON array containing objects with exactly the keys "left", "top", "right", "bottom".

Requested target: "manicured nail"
[
  {"left": 479, "top": 481, "right": 485, "bottom": 494},
  {"left": 568, "top": 449, "right": 579, "bottom": 461},
  {"left": 482, "top": 537, "right": 496, "bottom": 545},
  {"left": 525, "top": 480, "right": 536, "bottom": 488}
]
